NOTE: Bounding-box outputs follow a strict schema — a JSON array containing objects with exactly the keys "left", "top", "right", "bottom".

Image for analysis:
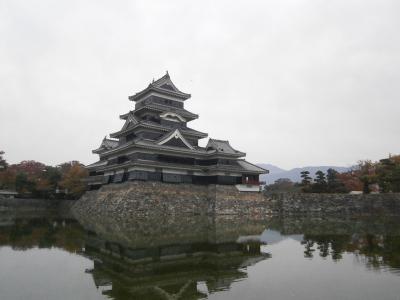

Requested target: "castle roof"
[
  {"left": 110, "top": 120, "right": 207, "bottom": 139},
  {"left": 128, "top": 72, "right": 191, "bottom": 102},
  {"left": 236, "top": 160, "right": 268, "bottom": 173},
  {"left": 125, "top": 103, "right": 198, "bottom": 120},
  {"left": 92, "top": 137, "right": 119, "bottom": 154},
  {"left": 206, "top": 139, "right": 245, "bottom": 156}
]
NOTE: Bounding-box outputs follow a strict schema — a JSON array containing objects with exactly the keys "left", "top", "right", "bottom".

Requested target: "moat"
[{"left": 0, "top": 206, "right": 399, "bottom": 300}]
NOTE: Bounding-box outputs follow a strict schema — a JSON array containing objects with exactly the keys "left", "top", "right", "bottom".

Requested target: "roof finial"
[
  {"left": 165, "top": 70, "right": 169, "bottom": 77},
  {"left": 152, "top": 78, "right": 155, "bottom": 83}
]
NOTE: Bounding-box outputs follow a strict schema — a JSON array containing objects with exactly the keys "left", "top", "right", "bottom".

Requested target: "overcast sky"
[{"left": 1, "top": 0, "right": 399, "bottom": 170}]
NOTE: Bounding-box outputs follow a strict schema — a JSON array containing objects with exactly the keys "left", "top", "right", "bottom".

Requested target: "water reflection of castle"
[
  {"left": 78, "top": 215, "right": 270, "bottom": 299},
  {"left": 1, "top": 212, "right": 400, "bottom": 299}
]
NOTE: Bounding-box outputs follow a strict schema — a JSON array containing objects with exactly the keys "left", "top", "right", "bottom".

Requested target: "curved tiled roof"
[
  {"left": 110, "top": 120, "right": 207, "bottom": 139},
  {"left": 206, "top": 139, "right": 244, "bottom": 155},
  {"left": 129, "top": 73, "right": 191, "bottom": 101},
  {"left": 92, "top": 138, "right": 119, "bottom": 154}
]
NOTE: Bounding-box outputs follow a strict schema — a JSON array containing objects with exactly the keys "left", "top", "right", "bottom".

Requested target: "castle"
[{"left": 86, "top": 72, "right": 267, "bottom": 190}]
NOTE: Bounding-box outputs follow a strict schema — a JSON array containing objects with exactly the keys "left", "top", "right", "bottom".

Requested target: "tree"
[
  {"left": 376, "top": 155, "right": 400, "bottom": 192},
  {"left": 327, "top": 168, "right": 338, "bottom": 186},
  {"left": 337, "top": 172, "right": 363, "bottom": 192},
  {"left": 300, "top": 171, "right": 312, "bottom": 185},
  {"left": 357, "top": 160, "right": 377, "bottom": 194},
  {"left": 58, "top": 161, "right": 81, "bottom": 175},
  {"left": 36, "top": 166, "right": 62, "bottom": 196},
  {"left": 15, "top": 172, "right": 36, "bottom": 194},
  {"left": 59, "top": 163, "right": 88, "bottom": 199},
  {"left": 326, "top": 168, "right": 348, "bottom": 193},
  {"left": 0, "top": 169, "right": 16, "bottom": 190},
  {"left": 264, "top": 178, "right": 299, "bottom": 194},
  {"left": 312, "top": 170, "right": 328, "bottom": 193},
  {"left": 300, "top": 171, "right": 312, "bottom": 193},
  {"left": 0, "top": 150, "right": 7, "bottom": 170},
  {"left": 315, "top": 170, "right": 327, "bottom": 184},
  {"left": 11, "top": 161, "right": 46, "bottom": 178}
]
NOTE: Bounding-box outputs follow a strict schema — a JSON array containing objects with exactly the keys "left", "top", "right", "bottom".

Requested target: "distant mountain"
[
  {"left": 257, "top": 163, "right": 286, "bottom": 174},
  {"left": 258, "top": 164, "right": 352, "bottom": 185}
]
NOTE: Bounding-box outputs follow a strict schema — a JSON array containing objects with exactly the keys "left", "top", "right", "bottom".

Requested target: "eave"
[
  {"left": 90, "top": 158, "right": 261, "bottom": 175},
  {"left": 129, "top": 85, "right": 191, "bottom": 102},
  {"left": 133, "top": 104, "right": 198, "bottom": 120},
  {"left": 98, "top": 140, "right": 245, "bottom": 159},
  {"left": 110, "top": 122, "right": 208, "bottom": 139}
]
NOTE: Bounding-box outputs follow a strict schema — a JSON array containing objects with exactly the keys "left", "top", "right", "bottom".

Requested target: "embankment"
[
  {"left": 72, "top": 181, "right": 400, "bottom": 217},
  {"left": 72, "top": 181, "right": 268, "bottom": 218}
]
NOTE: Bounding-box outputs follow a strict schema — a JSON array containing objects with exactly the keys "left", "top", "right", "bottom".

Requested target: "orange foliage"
[
  {"left": 337, "top": 172, "right": 363, "bottom": 191},
  {"left": 59, "top": 163, "right": 88, "bottom": 198},
  {"left": 35, "top": 178, "right": 52, "bottom": 192},
  {"left": 0, "top": 169, "right": 16, "bottom": 189}
]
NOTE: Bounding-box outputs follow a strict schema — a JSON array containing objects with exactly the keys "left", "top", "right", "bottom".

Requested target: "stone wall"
[
  {"left": 211, "top": 185, "right": 269, "bottom": 216},
  {"left": 72, "top": 181, "right": 268, "bottom": 219},
  {"left": 72, "top": 181, "right": 400, "bottom": 219},
  {"left": 270, "top": 193, "right": 400, "bottom": 215},
  {"left": 74, "top": 181, "right": 210, "bottom": 218}
]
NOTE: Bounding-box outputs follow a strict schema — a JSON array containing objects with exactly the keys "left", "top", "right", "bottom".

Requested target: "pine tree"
[
  {"left": 312, "top": 170, "right": 328, "bottom": 193},
  {"left": 300, "top": 171, "right": 312, "bottom": 185}
]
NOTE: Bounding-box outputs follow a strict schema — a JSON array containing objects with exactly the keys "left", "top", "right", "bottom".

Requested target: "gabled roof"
[
  {"left": 128, "top": 72, "right": 191, "bottom": 102},
  {"left": 121, "top": 112, "right": 138, "bottom": 131},
  {"left": 206, "top": 139, "right": 245, "bottom": 156},
  {"left": 92, "top": 137, "right": 119, "bottom": 154},
  {"left": 152, "top": 71, "right": 184, "bottom": 93},
  {"left": 157, "top": 129, "right": 194, "bottom": 150}
]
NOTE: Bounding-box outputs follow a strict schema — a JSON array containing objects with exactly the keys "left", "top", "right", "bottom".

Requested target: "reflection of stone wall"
[
  {"left": 0, "top": 198, "right": 76, "bottom": 214},
  {"left": 271, "top": 193, "right": 400, "bottom": 215},
  {"left": 74, "top": 206, "right": 269, "bottom": 249},
  {"left": 265, "top": 215, "right": 400, "bottom": 236},
  {"left": 73, "top": 181, "right": 268, "bottom": 218}
]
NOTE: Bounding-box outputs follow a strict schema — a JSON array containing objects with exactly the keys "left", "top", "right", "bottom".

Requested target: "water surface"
[{"left": 0, "top": 210, "right": 399, "bottom": 300}]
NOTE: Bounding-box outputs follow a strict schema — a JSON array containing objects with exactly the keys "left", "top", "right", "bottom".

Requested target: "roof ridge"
[
  {"left": 151, "top": 71, "right": 170, "bottom": 86},
  {"left": 129, "top": 73, "right": 191, "bottom": 101}
]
